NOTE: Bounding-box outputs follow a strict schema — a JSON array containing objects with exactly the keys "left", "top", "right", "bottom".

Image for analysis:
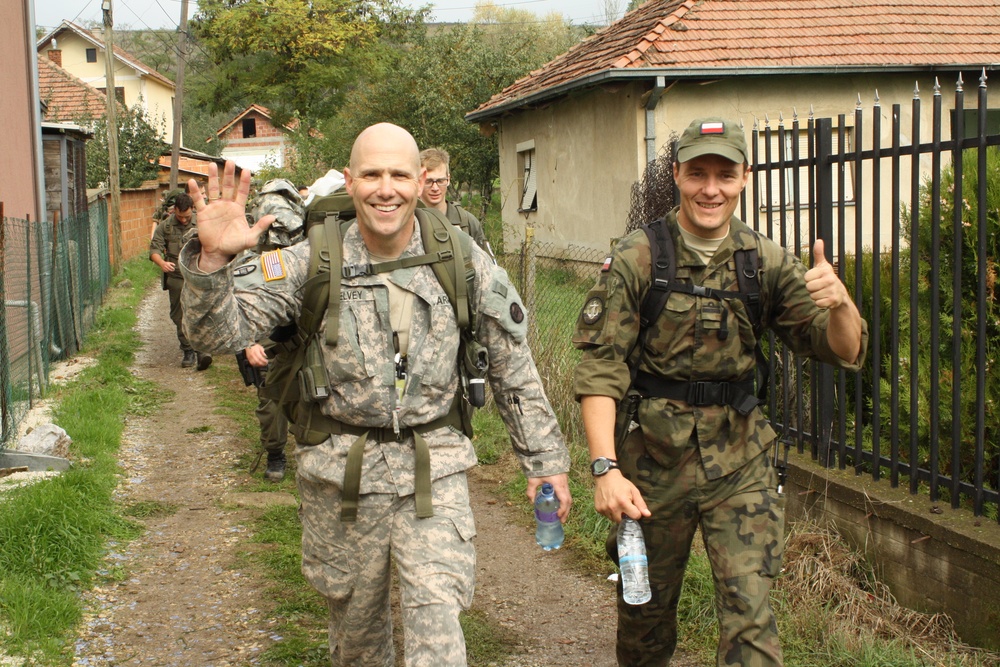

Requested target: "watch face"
[{"left": 592, "top": 458, "right": 616, "bottom": 475}]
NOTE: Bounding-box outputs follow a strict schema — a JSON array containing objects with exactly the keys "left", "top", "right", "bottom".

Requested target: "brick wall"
[{"left": 104, "top": 184, "right": 158, "bottom": 266}]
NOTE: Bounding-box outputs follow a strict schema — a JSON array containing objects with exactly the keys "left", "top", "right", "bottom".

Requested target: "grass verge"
[{"left": 0, "top": 258, "right": 160, "bottom": 664}]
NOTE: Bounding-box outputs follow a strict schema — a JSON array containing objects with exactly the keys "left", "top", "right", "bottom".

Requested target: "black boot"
[
  {"left": 181, "top": 349, "right": 196, "bottom": 368},
  {"left": 196, "top": 352, "right": 213, "bottom": 371},
  {"left": 264, "top": 451, "right": 286, "bottom": 482}
]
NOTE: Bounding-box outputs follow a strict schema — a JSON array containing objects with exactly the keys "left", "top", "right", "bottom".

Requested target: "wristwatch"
[{"left": 590, "top": 457, "right": 620, "bottom": 477}]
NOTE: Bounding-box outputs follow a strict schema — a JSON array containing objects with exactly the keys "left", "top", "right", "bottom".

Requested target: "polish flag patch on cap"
[
  {"left": 700, "top": 121, "right": 725, "bottom": 135},
  {"left": 601, "top": 256, "right": 613, "bottom": 272}
]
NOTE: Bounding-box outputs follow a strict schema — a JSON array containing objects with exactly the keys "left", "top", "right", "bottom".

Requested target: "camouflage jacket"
[
  {"left": 150, "top": 213, "right": 198, "bottom": 279},
  {"left": 572, "top": 209, "right": 868, "bottom": 479},
  {"left": 446, "top": 203, "right": 491, "bottom": 258},
  {"left": 180, "top": 220, "right": 569, "bottom": 495}
]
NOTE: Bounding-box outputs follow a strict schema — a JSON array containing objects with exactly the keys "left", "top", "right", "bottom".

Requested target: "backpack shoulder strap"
[
  {"left": 639, "top": 218, "right": 675, "bottom": 330},
  {"left": 416, "top": 207, "right": 476, "bottom": 332},
  {"left": 733, "top": 234, "right": 763, "bottom": 336}
]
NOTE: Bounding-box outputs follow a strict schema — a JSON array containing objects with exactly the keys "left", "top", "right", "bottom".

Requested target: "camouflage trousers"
[
  {"left": 165, "top": 275, "right": 191, "bottom": 352},
  {"left": 611, "top": 430, "right": 785, "bottom": 667},
  {"left": 255, "top": 390, "right": 287, "bottom": 454},
  {"left": 298, "top": 471, "right": 477, "bottom": 667}
]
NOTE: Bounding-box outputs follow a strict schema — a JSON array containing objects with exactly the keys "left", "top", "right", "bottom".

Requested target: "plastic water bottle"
[
  {"left": 617, "top": 516, "right": 651, "bottom": 605},
  {"left": 534, "top": 483, "right": 563, "bottom": 550}
]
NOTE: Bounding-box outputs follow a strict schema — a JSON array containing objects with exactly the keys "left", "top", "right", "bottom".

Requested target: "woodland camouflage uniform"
[
  {"left": 180, "top": 220, "right": 569, "bottom": 666},
  {"left": 572, "top": 209, "right": 868, "bottom": 667}
]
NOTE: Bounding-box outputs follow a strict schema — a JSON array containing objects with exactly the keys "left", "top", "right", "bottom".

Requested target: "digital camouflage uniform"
[
  {"left": 180, "top": 220, "right": 569, "bottom": 667},
  {"left": 150, "top": 211, "right": 198, "bottom": 354},
  {"left": 572, "top": 209, "right": 868, "bottom": 667}
]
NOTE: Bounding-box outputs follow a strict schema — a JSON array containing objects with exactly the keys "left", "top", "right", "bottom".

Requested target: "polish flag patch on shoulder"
[
  {"left": 601, "top": 256, "right": 613, "bottom": 272},
  {"left": 700, "top": 121, "right": 725, "bottom": 134},
  {"left": 261, "top": 250, "right": 287, "bottom": 281}
]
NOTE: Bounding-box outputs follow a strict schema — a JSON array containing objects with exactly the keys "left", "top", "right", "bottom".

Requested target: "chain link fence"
[
  {"left": 498, "top": 233, "right": 606, "bottom": 452},
  {"left": 1, "top": 199, "right": 111, "bottom": 449}
]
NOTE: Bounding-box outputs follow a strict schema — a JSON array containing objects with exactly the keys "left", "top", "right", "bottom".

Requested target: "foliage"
[
  {"left": 319, "top": 5, "right": 585, "bottom": 215},
  {"left": 875, "top": 147, "right": 1000, "bottom": 506},
  {"left": 191, "top": 0, "right": 425, "bottom": 125},
  {"left": 84, "top": 102, "right": 166, "bottom": 189}
]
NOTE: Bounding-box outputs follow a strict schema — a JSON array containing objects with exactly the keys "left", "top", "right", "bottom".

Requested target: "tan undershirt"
[
  {"left": 678, "top": 225, "right": 725, "bottom": 266},
  {"left": 369, "top": 253, "right": 415, "bottom": 355}
]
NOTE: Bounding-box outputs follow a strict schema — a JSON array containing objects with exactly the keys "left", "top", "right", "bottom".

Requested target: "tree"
[
  {"left": 191, "top": 0, "right": 425, "bottom": 125},
  {"left": 319, "top": 5, "right": 584, "bottom": 213},
  {"left": 85, "top": 103, "right": 165, "bottom": 189}
]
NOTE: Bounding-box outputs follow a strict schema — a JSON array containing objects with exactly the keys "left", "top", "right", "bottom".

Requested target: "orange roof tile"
[
  {"left": 469, "top": 0, "right": 1000, "bottom": 120},
  {"left": 38, "top": 56, "right": 110, "bottom": 123}
]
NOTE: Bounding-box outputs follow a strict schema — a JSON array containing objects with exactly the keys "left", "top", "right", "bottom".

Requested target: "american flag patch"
[
  {"left": 261, "top": 250, "right": 287, "bottom": 281},
  {"left": 601, "top": 256, "right": 613, "bottom": 272},
  {"left": 701, "top": 121, "right": 725, "bottom": 135}
]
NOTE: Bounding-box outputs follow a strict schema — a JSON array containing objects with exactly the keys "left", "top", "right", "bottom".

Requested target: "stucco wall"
[
  {"left": 495, "top": 71, "right": 979, "bottom": 256},
  {"left": 497, "top": 83, "right": 643, "bottom": 254}
]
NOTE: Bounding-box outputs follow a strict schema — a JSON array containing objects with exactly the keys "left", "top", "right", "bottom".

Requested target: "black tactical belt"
[{"left": 633, "top": 372, "right": 759, "bottom": 416}]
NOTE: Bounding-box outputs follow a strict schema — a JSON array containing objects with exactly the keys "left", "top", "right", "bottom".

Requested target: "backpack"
[
  {"left": 261, "top": 192, "right": 483, "bottom": 443},
  {"left": 629, "top": 217, "right": 769, "bottom": 416}
]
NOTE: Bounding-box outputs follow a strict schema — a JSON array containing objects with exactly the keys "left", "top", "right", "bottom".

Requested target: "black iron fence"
[
  {"left": 0, "top": 199, "right": 111, "bottom": 448},
  {"left": 748, "top": 72, "right": 1000, "bottom": 519}
]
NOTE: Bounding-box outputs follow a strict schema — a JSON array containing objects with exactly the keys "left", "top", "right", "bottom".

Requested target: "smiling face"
[
  {"left": 672, "top": 154, "right": 750, "bottom": 239},
  {"left": 344, "top": 124, "right": 425, "bottom": 257}
]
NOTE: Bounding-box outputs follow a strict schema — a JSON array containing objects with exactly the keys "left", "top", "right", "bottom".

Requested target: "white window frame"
[{"left": 516, "top": 140, "right": 537, "bottom": 212}]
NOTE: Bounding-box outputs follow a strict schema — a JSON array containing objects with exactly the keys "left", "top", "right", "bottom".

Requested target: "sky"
[{"left": 33, "top": 0, "right": 621, "bottom": 35}]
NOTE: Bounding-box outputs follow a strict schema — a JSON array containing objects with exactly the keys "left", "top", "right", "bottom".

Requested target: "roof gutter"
[
  {"left": 465, "top": 63, "right": 1000, "bottom": 123},
  {"left": 644, "top": 76, "right": 667, "bottom": 164}
]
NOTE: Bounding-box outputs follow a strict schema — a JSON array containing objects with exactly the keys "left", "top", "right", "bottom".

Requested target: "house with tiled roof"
[
  {"left": 214, "top": 104, "right": 297, "bottom": 173},
  {"left": 38, "top": 55, "right": 110, "bottom": 124},
  {"left": 467, "top": 0, "right": 1000, "bottom": 253},
  {"left": 37, "top": 20, "right": 176, "bottom": 142}
]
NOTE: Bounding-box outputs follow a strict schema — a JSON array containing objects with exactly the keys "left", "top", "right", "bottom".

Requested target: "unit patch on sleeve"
[
  {"left": 261, "top": 250, "right": 287, "bottom": 282},
  {"left": 509, "top": 302, "right": 525, "bottom": 324},
  {"left": 581, "top": 296, "right": 605, "bottom": 325}
]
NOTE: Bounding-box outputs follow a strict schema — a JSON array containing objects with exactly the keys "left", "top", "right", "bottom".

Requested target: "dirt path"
[{"left": 71, "top": 287, "right": 638, "bottom": 666}]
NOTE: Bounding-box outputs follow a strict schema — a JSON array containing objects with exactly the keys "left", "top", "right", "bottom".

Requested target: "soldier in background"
[
  {"left": 235, "top": 179, "right": 307, "bottom": 482},
  {"left": 419, "top": 147, "right": 493, "bottom": 258},
  {"left": 150, "top": 193, "right": 212, "bottom": 370},
  {"left": 572, "top": 117, "right": 866, "bottom": 667}
]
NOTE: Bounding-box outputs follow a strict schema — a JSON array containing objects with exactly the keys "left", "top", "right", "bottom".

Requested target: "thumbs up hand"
[{"left": 804, "top": 239, "right": 850, "bottom": 310}]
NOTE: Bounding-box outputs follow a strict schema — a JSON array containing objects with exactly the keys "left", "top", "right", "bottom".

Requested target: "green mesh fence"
[{"left": 0, "top": 199, "right": 111, "bottom": 449}]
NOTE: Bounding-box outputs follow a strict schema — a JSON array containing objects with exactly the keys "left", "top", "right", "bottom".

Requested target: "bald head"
[{"left": 349, "top": 123, "right": 421, "bottom": 173}]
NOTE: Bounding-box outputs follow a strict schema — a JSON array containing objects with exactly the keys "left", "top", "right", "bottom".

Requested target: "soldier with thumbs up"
[{"left": 572, "top": 118, "right": 867, "bottom": 667}]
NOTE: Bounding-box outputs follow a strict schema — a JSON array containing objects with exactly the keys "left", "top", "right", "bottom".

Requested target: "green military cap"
[{"left": 676, "top": 117, "right": 748, "bottom": 164}]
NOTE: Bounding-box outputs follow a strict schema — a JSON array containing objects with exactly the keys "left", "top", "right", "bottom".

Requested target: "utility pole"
[
  {"left": 168, "top": 0, "right": 189, "bottom": 191},
  {"left": 102, "top": 0, "right": 123, "bottom": 269}
]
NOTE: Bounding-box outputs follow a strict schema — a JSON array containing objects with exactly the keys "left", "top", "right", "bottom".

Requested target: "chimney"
[{"left": 48, "top": 49, "right": 62, "bottom": 66}]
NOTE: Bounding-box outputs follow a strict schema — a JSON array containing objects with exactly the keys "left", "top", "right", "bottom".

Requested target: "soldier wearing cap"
[{"left": 572, "top": 117, "right": 867, "bottom": 666}]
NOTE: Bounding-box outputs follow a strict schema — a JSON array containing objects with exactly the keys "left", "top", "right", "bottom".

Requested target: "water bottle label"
[
  {"left": 534, "top": 509, "right": 559, "bottom": 523},
  {"left": 619, "top": 554, "right": 647, "bottom": 566}
]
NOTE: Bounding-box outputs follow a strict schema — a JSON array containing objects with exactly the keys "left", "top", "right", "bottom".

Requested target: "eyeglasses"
[{"left": 425, "top": 178, "right": 450, "bottom": 189}]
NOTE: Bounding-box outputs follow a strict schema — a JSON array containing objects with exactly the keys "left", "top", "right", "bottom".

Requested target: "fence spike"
[
  {"left": 809, "top": 104, "right": 815, "bottom": 120},
  {"left": 934, "top": 77, "right": 941, "bottom": 95},
  {"left": 913, "top": 81, "right": 920, "bottom": 99},
  {"left": 778, "top": 110, "right": 785, "bottom": 126},
  {"left": 792, "top": 106, "right": 798, "bottom": 122},
  {"left": 874, "top": 89, "right": 880, "bottom": 106},
  {"left": 980, "top": 68, "right": 988, "bottom": 87},
  {"left": 856, "top": 93, "right": 863, "bottom": 109},
  {"left": 956, "top": 72, "right": 964, "bottom": 92},
  {"left": 763, "top": 113, "right": 770, "bottom": 128}
]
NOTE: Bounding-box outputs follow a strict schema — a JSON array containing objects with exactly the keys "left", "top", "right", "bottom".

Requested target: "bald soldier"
[
  {"left": 573, "top": 117, "right": 866, "bottom": 667},
  {"left": 179, "top": 123, "right": 571, "bottom": 666}
]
